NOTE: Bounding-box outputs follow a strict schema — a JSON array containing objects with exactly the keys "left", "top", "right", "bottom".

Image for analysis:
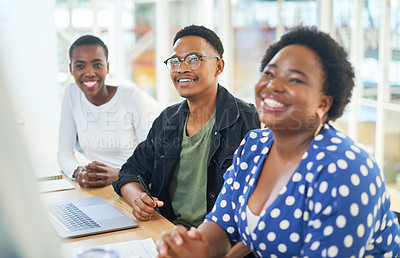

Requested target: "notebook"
[
  {"left": 36, "top": 168, "right": 63, "bottom": 181},
  {"left": 46, "top": 196, "right": 139, "bottom": 238},
  {"left": 38, "top": 179, "right": 75, "bottom": 193},
  {"left": 35, "top": 168, "right": 75, "bottom": 193}
]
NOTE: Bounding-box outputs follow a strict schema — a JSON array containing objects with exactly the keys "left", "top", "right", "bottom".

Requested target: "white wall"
[{"left": 0, "top": 0, "right": 60, "bottom": 133}]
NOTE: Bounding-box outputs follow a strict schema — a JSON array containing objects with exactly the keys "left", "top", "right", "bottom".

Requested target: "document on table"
[
  {"left": 65, "top": 238, "right": 158, "bottom": 258},
  {"left": 37, "top": 178, "right": 75, "bottom": 193}
]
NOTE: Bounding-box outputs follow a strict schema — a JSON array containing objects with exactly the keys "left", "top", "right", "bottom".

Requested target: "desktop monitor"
[{"left": 0, "top": 66, "right": 62, "bottom": 257}]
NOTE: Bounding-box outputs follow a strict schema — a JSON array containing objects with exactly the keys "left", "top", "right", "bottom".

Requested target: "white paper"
[
  {"left": 37, "top": 179, "right": 75, "bottom": 193},
  {"left": 66, "top": 238, "right": 158, "bottom": 258}
]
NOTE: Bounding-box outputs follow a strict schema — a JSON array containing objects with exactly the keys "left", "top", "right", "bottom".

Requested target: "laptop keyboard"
[{"left": 47, "top": 203, "right": 100, "bottom": 232}]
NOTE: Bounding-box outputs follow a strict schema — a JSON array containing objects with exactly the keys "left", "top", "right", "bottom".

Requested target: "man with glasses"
[{"left": 113, "top": 25, "right": 259, "bottom": 228}]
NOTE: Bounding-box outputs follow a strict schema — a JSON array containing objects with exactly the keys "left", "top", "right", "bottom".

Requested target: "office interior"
[
  {"left": 6, "top": 0, "right": 399, "bottom": 187},
  {"left": 0, "top": 0, "right": 400, "bottom": 256}
]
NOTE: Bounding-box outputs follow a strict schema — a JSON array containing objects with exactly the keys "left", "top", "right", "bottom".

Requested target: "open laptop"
[{"left": 47, "top": 196, "right": 139, "bottom": 238}]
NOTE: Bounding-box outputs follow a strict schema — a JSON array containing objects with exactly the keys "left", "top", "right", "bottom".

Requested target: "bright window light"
[
  {"left": 54, "top": 9, "right": 69, "bottom": 28},
  {"left": 122, "top": 11, "right": 133, "bottom": 27},
  {"left": 97, "top": 9, "right": 112, "bottom": 28},
  {"left": 72, "top": 9, "right": 93, "bottom": 28}
]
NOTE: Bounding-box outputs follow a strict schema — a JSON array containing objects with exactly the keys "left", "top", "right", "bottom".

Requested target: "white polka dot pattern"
[
  {"left": 205, "top": 127, "right": 400, "bottom": 257},
  {"left": 267, "top": 232, "right": 276, "bottom": 241}
]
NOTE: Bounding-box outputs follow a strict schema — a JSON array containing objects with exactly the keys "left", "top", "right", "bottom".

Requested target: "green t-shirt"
[{"left": 169, "top": 111, "right": 216, "bottom": 228}]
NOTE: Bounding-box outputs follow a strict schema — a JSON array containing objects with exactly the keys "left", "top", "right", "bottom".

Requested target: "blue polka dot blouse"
[{"left": 205, "top": 125, "right": 400, "bottom": 257}]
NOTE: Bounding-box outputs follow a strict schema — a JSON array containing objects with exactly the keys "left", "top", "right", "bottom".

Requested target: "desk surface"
[
  {"left": 41, "top": 181, "right": 174, "bottom": 251},
  {"left": 43, "top": 179, "right": 399, "bottom": 251}
]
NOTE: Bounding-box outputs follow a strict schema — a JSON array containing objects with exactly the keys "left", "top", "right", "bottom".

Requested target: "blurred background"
[{"left": 1, "top": 0, "right": 400, "bottom": 189}]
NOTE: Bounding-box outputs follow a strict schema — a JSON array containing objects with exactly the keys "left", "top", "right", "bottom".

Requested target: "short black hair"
[
  {"left": 69, "top": 35, "right": 108, "bottom": 62},
  {"left": 173, "top": 25, "right": 224, "bottom": 58},
  {"left": 260, "top": 26, "right": 355, "bottom": 122}
]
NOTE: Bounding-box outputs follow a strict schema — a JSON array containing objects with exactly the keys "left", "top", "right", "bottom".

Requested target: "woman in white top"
[{"left": 58, "top": 35, "right": 159, "bottom": 188}]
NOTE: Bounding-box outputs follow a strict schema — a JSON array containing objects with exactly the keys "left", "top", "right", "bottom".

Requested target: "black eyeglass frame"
[{"left": 163, "top": 53, "right": 220, "bottom": 71}]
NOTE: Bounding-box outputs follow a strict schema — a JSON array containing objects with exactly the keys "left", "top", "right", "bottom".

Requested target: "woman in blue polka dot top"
[{"left": 156, "top": 26, "right": 400, "bottom": 257}]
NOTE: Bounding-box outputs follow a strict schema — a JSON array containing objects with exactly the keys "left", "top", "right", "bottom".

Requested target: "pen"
[{"left": 137, "top": 175, "right": 160, "bottom": 213}]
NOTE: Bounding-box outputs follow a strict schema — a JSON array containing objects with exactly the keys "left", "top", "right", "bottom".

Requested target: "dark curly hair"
[
  {"left": 260, "top": 26, "right": 355, "bottom": 122},
  {"left": 69, "top": 35, "right": 108, "bottom": 62},
  {"left": 173, "top": 25, "right": 224, "bottom": 58}
]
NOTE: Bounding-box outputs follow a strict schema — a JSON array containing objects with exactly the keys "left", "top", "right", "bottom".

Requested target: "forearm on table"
[
  {"left": 120, "top": 182, "right": 144, "bottom": 206},
  {"left": 58, "top": 94, "right": 80, "bottom": 177},
  {"left": 57, "top": 116, "right": 80, "bottom": 178},
  {"left": 225, "top": 241, "right": 251, "bottom": 258},
  {"left": 57, "top": 151, "right": 80, "bottom": 178},
  {"left": 198, "top": 221, "right": 232, "bottom": 257}
]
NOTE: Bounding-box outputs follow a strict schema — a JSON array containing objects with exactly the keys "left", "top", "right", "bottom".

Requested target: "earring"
[
  {"left": 314, "top": 123, "right": 324, "bottom": 137},
  {"left": 314, "top": 109, "right": 324, "bottom": 137}
]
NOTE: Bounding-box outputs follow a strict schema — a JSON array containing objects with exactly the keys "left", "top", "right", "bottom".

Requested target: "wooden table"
[{"left": 40, "top": 180, "right": 174, "bottom": 251}]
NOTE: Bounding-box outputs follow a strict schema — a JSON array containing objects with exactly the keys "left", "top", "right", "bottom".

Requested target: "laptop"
[{"left": 46, "top": 196, "right": 139, "bottom": 238}]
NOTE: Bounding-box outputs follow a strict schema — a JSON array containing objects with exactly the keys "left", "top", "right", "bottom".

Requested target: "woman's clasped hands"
[
  {"left": 157, "top": 225, "right": 209, "bottom": 258},
  {"left": 73, "top": 161, "right": 119, "bottom": 188}
]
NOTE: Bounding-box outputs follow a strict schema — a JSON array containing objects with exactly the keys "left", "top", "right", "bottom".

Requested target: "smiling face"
[
  {"left": 168, "top": 35, "right": 224, "bottom": 101},
  {"left": 69, "top": 45, "right": 109, "bottom": 102},
  {"left": 255, "top": 44, "right": 332, "bottom": 133}
]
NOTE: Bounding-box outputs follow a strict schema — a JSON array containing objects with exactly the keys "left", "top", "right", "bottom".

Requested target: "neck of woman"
[
  {"left": 88, "top": 85, "right": 116, "bottom": 106},
  {"left": 271, "top": 129, "right": 315, "bottom": 161}
]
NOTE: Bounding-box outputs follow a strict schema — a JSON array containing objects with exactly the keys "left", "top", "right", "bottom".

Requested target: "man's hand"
[{"left": 131, "top": 191, "right": 164, "bottom": 220}]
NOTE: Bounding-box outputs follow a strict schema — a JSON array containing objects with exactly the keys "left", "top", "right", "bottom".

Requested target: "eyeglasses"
[{"left": 163, "top": 54, "right": 220, "bottom": 72}]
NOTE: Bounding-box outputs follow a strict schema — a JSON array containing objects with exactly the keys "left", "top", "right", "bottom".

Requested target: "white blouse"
[{"left": 57, "top": 83, "right": 159, "bottom": 178}]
